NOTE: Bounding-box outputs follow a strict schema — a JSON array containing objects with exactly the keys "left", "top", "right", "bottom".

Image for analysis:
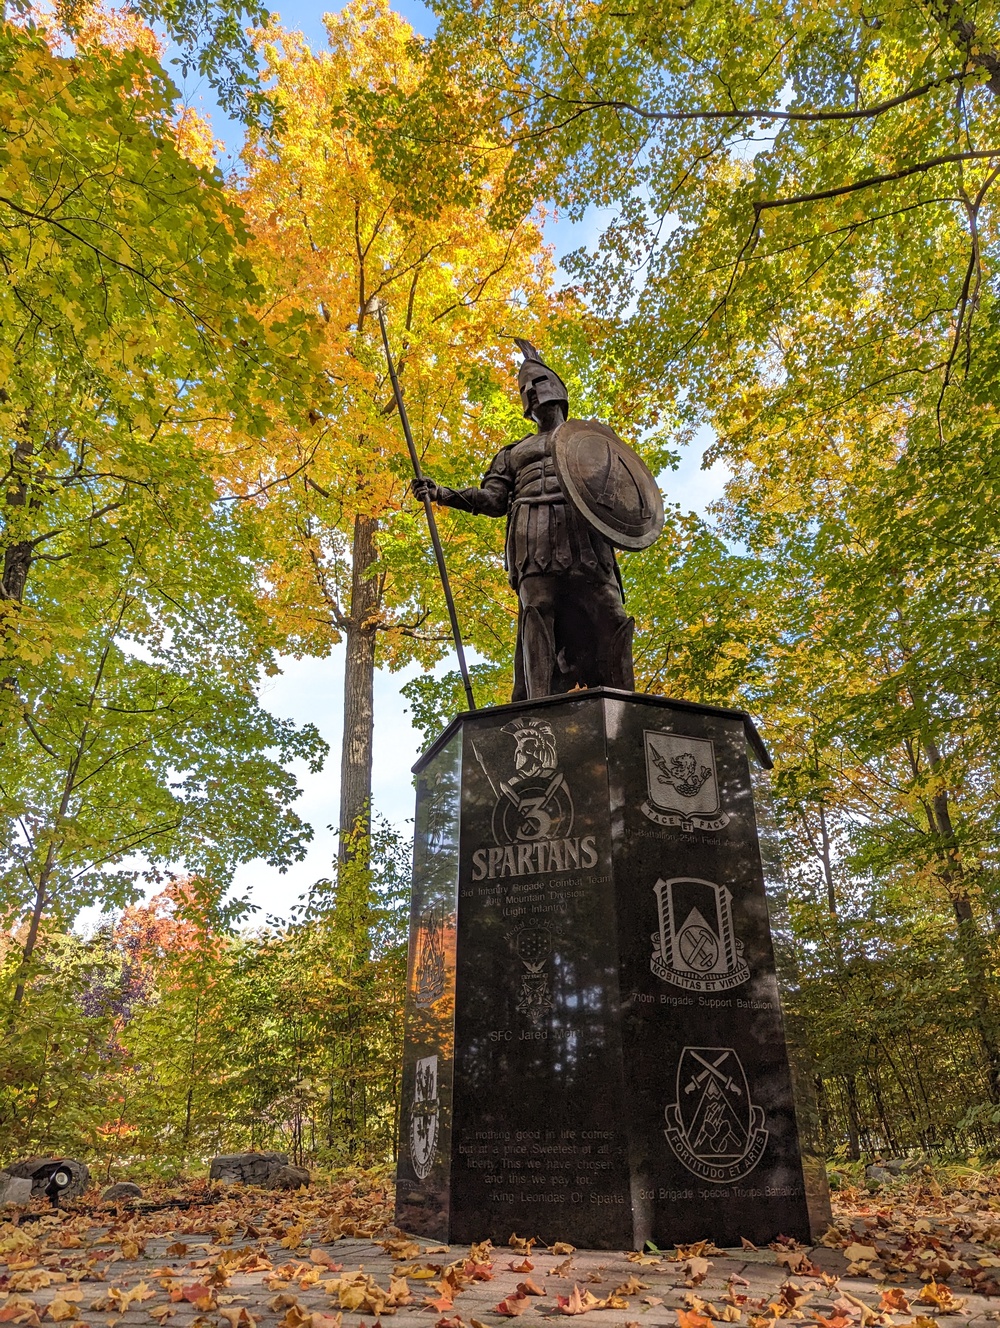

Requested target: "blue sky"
[{"left": 86, "top": 2, "right": 731, "bottom": 928}]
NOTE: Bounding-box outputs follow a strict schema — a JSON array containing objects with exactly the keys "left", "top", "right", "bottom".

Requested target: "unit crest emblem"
[
  {"left": 651, "top": 877, "right": 749, "bottom": 992},
  {"left": 664, "top": 1047, "right": 768, "bottom": 1184},
  {"left": 413, "top": 910, "right": 446, "bottom": 1008},
  {"left": 490, "top": 718, "right": 574, "bottom": 845},
  {"left": 409, "top": 1055, "right": 440, "bottom": 1181},
  {"left": 641, "top": 731, "right": 730, "bottom": 832}
]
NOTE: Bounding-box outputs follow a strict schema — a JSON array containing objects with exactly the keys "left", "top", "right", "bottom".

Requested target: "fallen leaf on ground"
[
  {"left": 10, "top": 1274, "right": 63, "bottom": 1293},
  {"left": 614, "top": 1277, "right": 648, "bottom": 1295},
  {"left": 0, "top": 1301, "right": 41, "bottom": 1328},
  {"left": 676, "top": 1311, "right": 713, "bottom": 1328},
  {"left": 917, "top": 1282, "right": 965, "bottom": 1313},
  {"left": 844, "top": 1245, "right": 878, "bottom": 1264},
  {"left": 551, "top": 1243, "right": 575, "bottom": 1256},
  {"left": 424, "top": 1295, "right": 456, "bottom": 1314},
  {"left": 493, "top": 1292, "right": 532, "bottom": 1317},
  {"left": 511, "top": 1277, "right": 542, "bottom": 1296},
  {"left": 879, "top": 1289, "right": 911, "bottom": 1313},
  {"left": 776, "top": 1252, "right": 821, "bottom": 1276},
  {"left": 93, "top": 1285, "right": 155, "bottom": 1315},
  {"left": 675, "top": 1242, "right": 720, "bottom": 1260},
  {"left": 218, "top": 1311, "right": 257, "bottom": 1328},
  {"left": 507, "top": 1259, "right": 533, "bottom": 1273},
  {"left": 47, "top": 1304, "right": 80, "bottom": 1326},
  {"left": 683, "top": 1256, "right": 712, "bottom": 1286},
  {"left": 308, "top": 1251, "right": 341, "bottom": 1271},
  {"left": 379, "top": 1241, "right": 421, "bottom": 1261},
  {"left": 179, "top": 1286, "right": 215, "bottom": 1312},
  {"left": 555, "top": 1285, "right": 608, "bottom": 1315}
]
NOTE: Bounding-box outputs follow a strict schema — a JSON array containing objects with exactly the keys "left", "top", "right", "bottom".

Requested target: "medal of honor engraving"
[
  {"left": 409, "top": 1055, "right": 440, "bottom": 1181},
  {"left": 508, "top": 923, "right": 556, "bottom": 1026},
  {"left": 641, "top": 731, "right": 730, "bottom": 832},
  {"left": 664, "top": 1047, "right": 769, "bottom": 1185},
  {"left": 651, "top": 877, "right": 750, "bottom": 992}
]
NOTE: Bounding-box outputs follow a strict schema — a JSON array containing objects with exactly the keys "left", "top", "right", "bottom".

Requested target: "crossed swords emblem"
[
  {"left": 474, "top": 742, "right": 566, "bottom": 840},
  {"left": 683, "top": 1049, "right": 743, "bottom": 1099}
]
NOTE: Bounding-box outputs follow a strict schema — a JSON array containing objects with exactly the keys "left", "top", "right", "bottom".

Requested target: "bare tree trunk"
[
  {"left": 9, "top": 857, "right": 52, "bottom": 1014},
  {"left": 183, "top": 992, "right": 201, "bottom": 1152},
  {"left": 920, "top": 738, "right": 1000, "bottom": 1102},
  {"left": 844, "top": 1074, "right": 862, "bottom": 1161},
  {"left": 339, "top": 515, "right": 380, "bottom": 863},
  {"left": 817, "top": 802, "right": 837, "bottom": 916}
]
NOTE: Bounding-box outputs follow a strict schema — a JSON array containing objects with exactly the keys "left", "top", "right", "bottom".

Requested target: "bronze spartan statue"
[{"left": 412, "top": 341, "right": 664, "bottom": 702}]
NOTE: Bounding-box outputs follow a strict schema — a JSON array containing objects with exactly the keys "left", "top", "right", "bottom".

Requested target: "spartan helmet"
[{"left": 514, "top": 338, "right": 569, "bottom": 422}]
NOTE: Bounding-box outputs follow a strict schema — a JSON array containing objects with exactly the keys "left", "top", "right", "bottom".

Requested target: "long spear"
[{"left": 367, "top": 298, "right": 476, "bottom": 712}]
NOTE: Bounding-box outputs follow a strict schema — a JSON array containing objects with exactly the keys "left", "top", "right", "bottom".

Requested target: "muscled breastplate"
[{"left": 510, "top": 433, "right": 564, "bottom": 504}]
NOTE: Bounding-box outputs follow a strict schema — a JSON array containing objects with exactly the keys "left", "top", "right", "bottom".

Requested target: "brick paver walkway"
[{"left": 5, "top": 1195, "right": 1000, "bottom": 1328}]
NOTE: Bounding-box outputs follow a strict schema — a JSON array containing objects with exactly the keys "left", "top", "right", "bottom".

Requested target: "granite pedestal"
[{"left": 395, "top": 689, "right": 831, "bottom": 1249}]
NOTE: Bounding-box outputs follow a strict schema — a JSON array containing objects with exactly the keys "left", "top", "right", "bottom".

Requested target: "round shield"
[{"left": 551, "top": 418, "right": 664, "bottom": 551}]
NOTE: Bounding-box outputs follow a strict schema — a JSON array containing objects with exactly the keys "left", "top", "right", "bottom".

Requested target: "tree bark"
[
  {"left": 926, "top": 0, "right": 1000, "bottom": 95},
  {"left": 2, "top": 431, "right": 35, "bottom": 609},
  {"left": 921, "top": 762, "right": 1000, "bottom": 1102},
  {"left": 843, "top": 1074, "right": 862, "bottom": 1160},
  {"left": 339, "top": 515, "right": 380, "bottom": 862}
]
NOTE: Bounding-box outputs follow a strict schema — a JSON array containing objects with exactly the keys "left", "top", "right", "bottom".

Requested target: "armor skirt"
[{"left": 506, "top": 497, "right": 618, "bottom": 588}]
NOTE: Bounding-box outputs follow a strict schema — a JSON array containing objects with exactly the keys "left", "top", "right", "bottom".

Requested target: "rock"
[
  {"left": 0, "top": 1172, "right": 34, "bottom": 1208},
  {"left": 267, "top": 1165, "right": 310, "bottom": 1190},
  {"left": 883, "top": 1158, "right": 907, "bottom": 1176},
  {"left": 865, "top": 1164, "right": 894, "bottom": 1187},
  {"left": 102, "top": 1182, "right": 143, "bottom": 1202},
  {"left": 209, "top": 1151, "right": 289, "bottom": 1187},
  {"left": 5, "top": 1157, "right": 90, "bottom": 1201}
]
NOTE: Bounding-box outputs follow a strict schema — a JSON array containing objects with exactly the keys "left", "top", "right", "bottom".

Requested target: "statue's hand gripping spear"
[{"left": 366, "top": 297, "right": 476, "bottom": 712}]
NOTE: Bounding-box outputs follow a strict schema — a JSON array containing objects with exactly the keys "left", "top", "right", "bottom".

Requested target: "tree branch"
[
  {"left": 754, "top": 149, "right": 1000, "bottom": 212},
  {"left": 544, "top": 72, "right": 972, "bottom": 129}
]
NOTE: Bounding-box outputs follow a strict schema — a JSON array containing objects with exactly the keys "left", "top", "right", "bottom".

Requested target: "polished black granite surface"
[{"left": 395, "top": 690, "right": 831, "bottom": 1248}]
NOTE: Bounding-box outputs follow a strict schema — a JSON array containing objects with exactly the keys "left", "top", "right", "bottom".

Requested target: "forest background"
[{"left": 2, "top": 0, "right": 999, "bottom": 1180}]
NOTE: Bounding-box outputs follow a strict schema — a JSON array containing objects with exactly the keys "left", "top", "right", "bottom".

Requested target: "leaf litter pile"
[{"left": 5, "top": 1171, "right": 1000, "bottom": 1328}]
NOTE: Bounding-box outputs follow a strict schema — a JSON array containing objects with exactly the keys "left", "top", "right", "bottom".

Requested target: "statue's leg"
[
  {"left": 511, "top": 603, "right": 527, "bottom": 702},
  {"left": 518, "top": 576, "right": 559, "bottom": 700},
  {"left": 608, "top": 614, "right": 636, "bottom": 690},
  {"left": 586, "top": 579, "right": 635, "bottom": 690}
]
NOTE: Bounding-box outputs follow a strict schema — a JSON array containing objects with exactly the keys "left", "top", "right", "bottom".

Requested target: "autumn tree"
[
  {"left": 236, "top": 0, "right": 560, "bottom": 857},
  {"left": 0, "top": 14, "right": 331, "bottom": 999},
  {"left": 371, "top": 0, "right": 1000, "bottom": 1117}
]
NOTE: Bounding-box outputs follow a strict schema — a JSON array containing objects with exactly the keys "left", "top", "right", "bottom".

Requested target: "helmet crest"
[{"left": 514, "top": 338, "right": 569, "bottom": 422}]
